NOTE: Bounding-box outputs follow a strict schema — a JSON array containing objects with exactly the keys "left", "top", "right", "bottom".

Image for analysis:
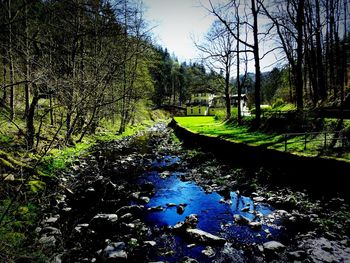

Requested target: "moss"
[
  {"left": 0, "top": 157, "right": 15, "bottom": 169},
  {"left": 0, "top": 150, "right": 32, "bottom": 170}
]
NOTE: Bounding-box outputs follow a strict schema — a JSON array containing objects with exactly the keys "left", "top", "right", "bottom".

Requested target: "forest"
[{"left": 0, "top": 0, "right": 349, "bottom": 262}]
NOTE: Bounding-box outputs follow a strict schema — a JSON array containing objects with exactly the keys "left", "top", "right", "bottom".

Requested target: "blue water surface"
[
  {"left": 139, "top": 171, "right": 282, "bottom": 244},
  {"left": 138, "top": 156, "right": 284, "bottom": 262}
]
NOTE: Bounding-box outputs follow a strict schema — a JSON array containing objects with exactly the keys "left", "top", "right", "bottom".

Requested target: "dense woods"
[{"left": 0, "top": 0, "right": 221, "bottom": 151}]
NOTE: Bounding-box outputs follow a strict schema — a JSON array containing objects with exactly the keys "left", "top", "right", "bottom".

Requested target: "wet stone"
[
  {"left": 119, "top": 213, "right": 133, "bottom": 222},
  {"left": 177, "top": 204, "right": 185, "bottom": 214},
  {"left": 241, "top": 206, "right": 250, "bottom": 212},
  {"left": 102, "top": 242, "right": 127, "bottom": 262},
  {"left": 39, "top": 235, "right": 57, "bottom": 248},
  {"left": 253, "top": 196, "right": 265, "bottom": 202},
  {"left": 90, "top": 214, "right": 118, "bottom": 232},
  {"left": 287, "top": 250, "right": 306, "bottom": 260},
  {"left": 139, "top": 196, "right": 150, "bottom": 204},
  {"left": 180, "top": 257, "right": 199, "bottom": 263},
  {"left": 202, "top": 246, "right": 215, "bottom": 257},
  {"left": 41, "top": 226, "right": 62, "bottom": 236},
  {"left": 144, "top": 241, "right": 156, "bottom": 247},
  {"left": 116, "top": 205, "right": 143, "bottom": 217},
  {"left": 148, "top": 206, "right": 164, "bottom": 212},
  {"left": 234, "top": 214, "right": 250, "bottom": 225},
  {"left": 263, "top": 241, "right": 286, "bottom": 253},
  {"left": 186, "top": 229, "right": 226, "bottom": 245},
  {"left": 248, "top": 221, "right": 262, "bottom": 230},
  {"left": 42, "top": 215, "right": 60, "bottom": 226}
]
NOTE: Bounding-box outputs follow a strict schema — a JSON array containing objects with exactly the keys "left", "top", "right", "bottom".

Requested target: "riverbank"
[
  {"left": 38, "top": 122, "right": 350, "bottom": 262},
  {"left": 172, "top": 117, "right": 350, "bottom": 198},
  {"left": 2, "top": 120, "right": 350, "bottom": 262},
  {"left": 174, "top": 116, "right": 350, "bottom": 160},
  {"left": 0, "top": 112, "right": 170, "bottom": 262}
]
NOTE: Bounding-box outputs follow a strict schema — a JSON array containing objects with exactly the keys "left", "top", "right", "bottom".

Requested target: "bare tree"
[
  {"left": 260, "top": 0, "right": 305, "bottom": 110},
  {"left": 206, "top": 0, "right": 263, "bottom": 125},
  {"left": 195, "top": 20, "right": 235, "bottom": 120}
]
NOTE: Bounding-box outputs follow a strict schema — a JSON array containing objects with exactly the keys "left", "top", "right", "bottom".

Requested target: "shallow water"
[{"left": 138, "top": 156, "right": 285, "bottom": 261}]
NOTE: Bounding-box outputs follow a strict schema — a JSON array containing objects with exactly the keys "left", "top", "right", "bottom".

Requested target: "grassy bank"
[
  {"left": 174, "top": 116, "right": 350, "bottom": 160},
  {"left": 0, "top": 109, "right": 169, "bottom": 262}
]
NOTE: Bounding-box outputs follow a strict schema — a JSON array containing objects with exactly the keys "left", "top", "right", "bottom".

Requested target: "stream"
[
  {"left": 137, "top": 156, "right": 285, "bottom": 262},
  {"left": 40, "top": 123, "right": 350, "bottom": 263}
]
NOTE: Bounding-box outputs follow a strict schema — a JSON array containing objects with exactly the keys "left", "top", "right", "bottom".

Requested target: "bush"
[{"left": 272, "top": 98, "right": 285, "bottom": 109}]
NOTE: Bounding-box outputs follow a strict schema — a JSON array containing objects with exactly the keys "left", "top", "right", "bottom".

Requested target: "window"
[
  {"left": 198, "top": 107, "right": 201, "bottom": 114},
  {"left": 190, "top": 107, "right": 193, "bottom": 114}
]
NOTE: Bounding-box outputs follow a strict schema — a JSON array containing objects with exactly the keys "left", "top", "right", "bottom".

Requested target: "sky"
[
  {"left": 143, "top": 0, "right": 281, "bottom": 73},
  {"left": 143, "top": 0, "right": 214, "bottom": 62}
]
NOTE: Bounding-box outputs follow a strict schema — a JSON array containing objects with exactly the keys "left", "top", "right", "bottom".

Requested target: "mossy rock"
[
  {"left": 0, "top": 157, "right": 15, "bottom": 170},
  {"left": 0, "top": 150, "right": 33, "bottom": 174}
]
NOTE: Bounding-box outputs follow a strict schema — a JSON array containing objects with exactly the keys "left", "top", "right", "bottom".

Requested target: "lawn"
[
  {"left": 174, "top": 116, "right": 285, "bottom": 148},
  {"left": 174, "top": 116, "right": 349, "bottom": 159}
]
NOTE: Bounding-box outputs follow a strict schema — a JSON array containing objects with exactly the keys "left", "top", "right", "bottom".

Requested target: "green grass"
[
  {"left": 39, "top": 119, "right": 161, "bottom": 176},
  {"left": 175, "top": 116, "right": 284, "bottom": 147},
  {"left": 174, "top": 116, "right": 350, "bottom": 160}
]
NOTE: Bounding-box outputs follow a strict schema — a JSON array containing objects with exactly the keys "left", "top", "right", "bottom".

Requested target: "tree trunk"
[
  {"left": 225, "top": 67, "right": 231, "bottom": 120},
  {"left": 237, "top": 9, "right": 242, "bottom": 125},
  {"left": 251, "top": 0, "right": 261, "bottom": 126},
  {"left": 8, "top": 0, "right": 15, "bottom": 120},
  {"left": 26, "top": 85, "right": 40, "bottom": 150},
  {"left": 315, "top": 0, "right": 326, "bottom": 100},
  {"left": 1, "top": 52, "right": 6, "bottom": 107},
  {"left": 295, "top": 0, "right": 305, "bottom": 110},
  {"left": 24, "top": 0, "right": 30, "bottom": 118}
]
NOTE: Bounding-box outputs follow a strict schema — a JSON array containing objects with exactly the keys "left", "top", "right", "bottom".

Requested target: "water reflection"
[{"left": 139, "top": 170, "right": 281, "bottom": 244}]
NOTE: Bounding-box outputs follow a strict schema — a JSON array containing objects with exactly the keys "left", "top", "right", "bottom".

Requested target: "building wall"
[
  {"left": 209, "top": 108, "right": 216, "bottom": 115},
  {"left": 186, "top": 105, "right": 208, "bottom": 116}
]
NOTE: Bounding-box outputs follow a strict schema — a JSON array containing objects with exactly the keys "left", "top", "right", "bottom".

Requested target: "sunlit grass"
[
  {"left": 174, "top": 116, "right": 350, "bottom": 160},
  {"left": 175, "top": 116, "right": 282, "bottom": 147}
]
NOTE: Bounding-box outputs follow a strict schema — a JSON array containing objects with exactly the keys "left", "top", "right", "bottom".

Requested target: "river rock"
[
  {"left": 42, "top": 215, "right": 60, "bottom": 226},
  {"left": 241, "top": 206, "right": 250, "bottom": 212},
  {"left": 184, "top": 214, "right": 199, "bottom": 228},
  {"left": 160, "top": 171, "right": 171, "bottom": 179},
  {"left": 172, "top": 214, "right": 199, "bottom": 232},
  {"left": 102, "top": 242, "right": 127, "bottom": 262},
  {"left": 263, "top": 241, "right": 286, "bottom": 252},
  {"left": 202, "top": 246, "right": 215, "bottom": 257},
  {"left": 177, "top": 204, "right": 185, "bottom": 214},
  {"left": 287, "top": 250, "right": 306, "bottom": 260},
  {"left": 299, "top": 237, "right": 350, "bottom": 263},
  {"left": 248, "top": 221, "right": 262, "bottom": 230},
  {"left": 253, "top": 196, "right": 265, "bottom": 202},
  {"left": 41, "top": 226, "right": 62, "bottom": 236},
  {"left": 38, "top": 235, "right": 57, "bottom": 248},
  {"left": 139, "top": 196, "right": 150, "bottom": 204},
  {"left": 186, "top": 229, "right": 226, "bottom": 245},
  {"left": 219, "top": 198, "right": 232, "bottom": 205},
  {"left": 130, "top": 192, "right": 140, "bottom": 200},
  {"left": 90, "top": 214, "right": 118, "bottom": 232},
  {"left": 234, "top": 214, "right": 250, "bottom": 225},
  {"left": 144, "top": 241, "right": 156, "bottom": 247},
  {"left": 119, "top": 213, "right": 133, "bottom": 222},
  {"left": 116, "top": 205, "right": 143, "bottom": 217},
  {"left": 148, "top": 205, "right": 164, "bottom": 212},
  {"left": 180, "top": 257, "right": 199, "bottom": 263}
]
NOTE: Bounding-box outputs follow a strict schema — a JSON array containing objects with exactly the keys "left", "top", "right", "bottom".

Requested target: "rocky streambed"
[{"left": 38, "top": 123, "right": 350, "bottom": 263}]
